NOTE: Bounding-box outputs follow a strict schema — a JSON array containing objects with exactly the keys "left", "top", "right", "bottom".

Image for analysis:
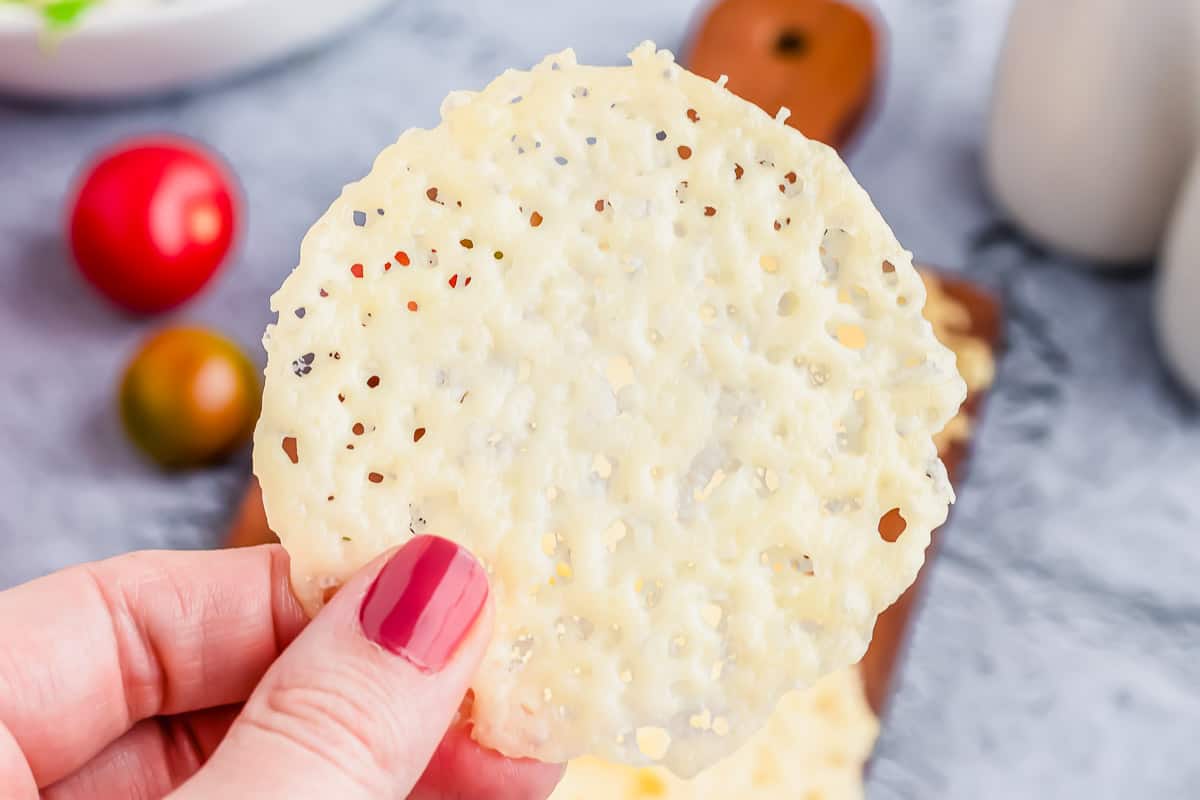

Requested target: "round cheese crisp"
[
  {"left": 549, "top": 668, "right": 878, "bottom": 800},
  {"left": 254, "top": 42, "right": 965, "bottom": 776}
]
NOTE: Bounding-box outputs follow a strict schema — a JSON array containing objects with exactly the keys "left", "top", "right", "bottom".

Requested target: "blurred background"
[{"left": 2, "top": 1, "right": 1198, "bottom": 797}]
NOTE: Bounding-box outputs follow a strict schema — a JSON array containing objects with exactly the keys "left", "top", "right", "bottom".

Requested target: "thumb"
[{"left": 172, "top": 535, "right": 491, "bottom": 799}]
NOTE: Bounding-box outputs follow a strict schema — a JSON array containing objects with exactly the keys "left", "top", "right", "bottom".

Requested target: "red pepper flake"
[
  {"left": 449, "top": 274, "right": 458, "bottom": 288},
  {"left": 407, "top": 300, "right": 419, "bottom": 312},
  {"left": 426, "top": 187, "right": 439, "bottom": 202},
  {"left": 319, "top": 288, "right": 329, "bottom": 297},
  {"left": 395, "top": 251, "right": 411, "bottom": 267},
  {"left": 413, "top": 427, "right": 426, "bottom": 443},
  {"left": 594, "top": 199, "right": 606, "bottom": 212},
  {"left": 337, "top": 393, "right": 345, "bottom": 403},
  {"left": 687, "top": 108, "right": 700, "bottom": 122},
  {"left": 530, "top": 211, "right": 543, "bottom": 227},
  {"left": 734, "top": 163, "right": 744, "bottom": 180},
  {"left": 677, "top": 145, "right": 692, "bottom": 160},
  {"left": 704, "top": 206, "right": 716, "bottom": 217},
  {"left": 350, "top": 263, "right": 364, "bottom": 278},
  {"left": 778, "top": 184, "right": 786, "bottom": 193},
  {"left": 367, "top": 375, "right": 380, "bottom": 388},
  {"left": 352, "top": 422, "right": 365, "bottom": 435},
  {"left": 281, "top": 436, "right": 299, "bottom": 464},
  {"left": 347, "top": 444, "right": 355, "bottom": 450},
  {"left": 785, "top": 171, "right": 797, "bottom": 184},
  {"left": 368, "top": 472, "right": 384, "bottom": 483},
  {"left": 774, "top": 220, "right": 782, "bottom": 231},
  {"left": 464, "top": 276, "right": 472, "bottom": 286},
  {"left": 460, "top": 238, "right": 474, "bottom": 249}
]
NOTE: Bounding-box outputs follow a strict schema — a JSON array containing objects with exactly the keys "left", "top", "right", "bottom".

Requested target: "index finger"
[{"left": 0, "top": 544, "right": 307, "bottom": 788}]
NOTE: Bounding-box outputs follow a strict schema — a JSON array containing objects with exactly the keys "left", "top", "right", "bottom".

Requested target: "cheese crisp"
[
  {"left": 254, "top": 43, "right": 965, "bottom": 775},
  {"left": 549, "top": 668, "right": 878, "bottom": 800}
]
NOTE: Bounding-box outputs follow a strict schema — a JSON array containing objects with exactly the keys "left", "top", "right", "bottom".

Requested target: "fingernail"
[{"left": 359, "top": 535, "right": 488, "bottom": 671}]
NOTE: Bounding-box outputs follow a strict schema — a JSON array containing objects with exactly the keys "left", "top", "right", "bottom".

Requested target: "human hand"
[{"left": 0, "top": 536, "right": 563, "bottom": 799}]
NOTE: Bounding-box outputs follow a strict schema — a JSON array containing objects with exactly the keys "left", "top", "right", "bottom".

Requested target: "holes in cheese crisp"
[
  {"left": 647, "top": 328, "right": 663, "bottom": 345},
  {"left": 643, "top": 580, "right": 664, "bottom": 609},
  {"left": 878, "top": 508, "right": 908, "bottom": 542},
  {"left": 510, "top": 633, "right": 534, "bottom": 667},
  {"left": 897, "top": 295, "right": 909, "bottom": 306},
  {"left": 761, "top": 545, "right": 814, "bottom": 576},
  {"left": 540, "top": 533, "right": 557, "bottom": 556},
  {"left": 832, "top": 323, "right": 867, "bottom": 349},
  {"left": 367, "top": 472, "right": 384, "bottom": 484},
  {"left": 819, "top": 229, "right": 847, "bottom": 280},
  {"left": 281, "top": 436, "right": 299, "bottom": 464},
  {"left": 711, "top": 716, "right": 730, "bottom": 737},
  {"left": 777, "top": 291, "right": 799, "bottom": 316},
  {"left": 413, "top": 427, "right": 426, "bottom": 443},
  {"left": 291, "top": 353, "right": 314, "bottom": 377},
  {"left": 545, "top": 485, "right": 559, "bottom": 501},
  {"left": 636, "top": 727, "right": 671, "bottom": 760},
  {"left": 699, "top": 303, "right": 717, "bottom": 322},
  {"left": 673, "top": 220, "right": 687, "bottom": 238},
  {"left": 689, "top": 708, "right": 713, "bottom": 730}
]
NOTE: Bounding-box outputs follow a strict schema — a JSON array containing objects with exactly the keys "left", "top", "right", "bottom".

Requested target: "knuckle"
[{"left": 243, "top": 661, "right": 421, "bottom": 790}]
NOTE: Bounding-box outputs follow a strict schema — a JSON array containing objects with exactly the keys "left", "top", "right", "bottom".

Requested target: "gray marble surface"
[{"left": 1, "top": 1, "right": 1197, "bottom": 797}]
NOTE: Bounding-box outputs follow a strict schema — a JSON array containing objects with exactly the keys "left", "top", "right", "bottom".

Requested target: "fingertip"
[{"left": 412, "top": 723, "right": 564, "bottom": 800}]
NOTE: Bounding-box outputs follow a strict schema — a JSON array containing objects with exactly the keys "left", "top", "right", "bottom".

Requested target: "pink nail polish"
[{"left": 359, "top": 535, "right": 488, "bottom": 671}]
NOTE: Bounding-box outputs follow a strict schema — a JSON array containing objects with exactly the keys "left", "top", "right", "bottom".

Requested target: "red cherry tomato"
[{"left": 68, "top": 137, "right": 239, "bottom": 314}]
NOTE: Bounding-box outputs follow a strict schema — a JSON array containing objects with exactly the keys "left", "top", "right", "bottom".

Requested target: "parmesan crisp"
[{"left": 254, "top": 43, "right": 964, "bottom": 775}]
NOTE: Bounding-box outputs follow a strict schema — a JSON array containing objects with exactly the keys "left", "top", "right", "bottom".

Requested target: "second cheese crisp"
[{"left": 254, "top": 42, "right": 965, "bottom": 776}]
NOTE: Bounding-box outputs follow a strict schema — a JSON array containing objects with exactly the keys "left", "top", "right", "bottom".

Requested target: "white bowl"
[{"left": 0, "top": 0, "right": 394, "bottom": 101}]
